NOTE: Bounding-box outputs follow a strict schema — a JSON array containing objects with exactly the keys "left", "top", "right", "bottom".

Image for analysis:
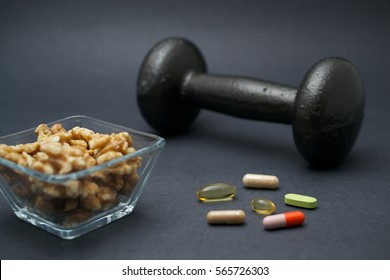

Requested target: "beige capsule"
[
  {"left": 207, "top": 210, "right": 246, "bottom": 224},
  {"left": 242, "top": 173, "right": 279, "bottom": 189}
]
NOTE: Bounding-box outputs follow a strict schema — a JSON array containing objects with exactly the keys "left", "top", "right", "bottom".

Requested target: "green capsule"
[
  {"left": 197, "top": 183, "right": 237, "bottom": 202},
  {"left": 251, "top": 198, "right": 276, "bottom": 215}
]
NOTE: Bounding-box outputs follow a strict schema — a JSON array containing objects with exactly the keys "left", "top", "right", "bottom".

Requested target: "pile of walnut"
[{"left": 0, "top": 123, "right": 141, "bottom": 226}]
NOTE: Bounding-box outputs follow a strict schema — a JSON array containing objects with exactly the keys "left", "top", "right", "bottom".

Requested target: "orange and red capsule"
[{"left": 263, "top": 211, "right": 305, "bottom": 230}]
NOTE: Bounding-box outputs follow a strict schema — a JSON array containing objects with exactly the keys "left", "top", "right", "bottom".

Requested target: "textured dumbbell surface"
[{"left": 137, "top": 38, "right": 364, "bottom": 167}]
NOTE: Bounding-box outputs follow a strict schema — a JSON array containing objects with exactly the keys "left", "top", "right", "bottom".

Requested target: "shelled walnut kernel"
[{"left": 0, "top": 123, "right": 142, "bottom": 226}]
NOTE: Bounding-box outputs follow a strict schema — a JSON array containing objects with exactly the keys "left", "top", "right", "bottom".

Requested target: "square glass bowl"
[{"left": 0, "top": 115, "right": 165, "bottom": 239}]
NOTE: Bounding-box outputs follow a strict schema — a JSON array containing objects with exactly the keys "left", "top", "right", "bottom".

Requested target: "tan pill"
[
  {"left": 207, "top": 210, "right": 246, "bottom": 224},
  {"left": 243, "top": 174, "right": 279, "bottom": 189}
]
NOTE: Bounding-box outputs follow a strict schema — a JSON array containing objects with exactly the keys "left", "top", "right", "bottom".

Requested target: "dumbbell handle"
[{"left": 184, "top": 73, "right": 297, "bottom": 124}]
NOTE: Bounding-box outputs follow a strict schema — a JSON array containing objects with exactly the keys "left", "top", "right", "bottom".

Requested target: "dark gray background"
[{"left": 0, "top": 0, "right": 389, "bottom": 259}]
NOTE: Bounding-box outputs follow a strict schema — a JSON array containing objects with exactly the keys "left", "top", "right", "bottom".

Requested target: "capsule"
[
  {"left": 263, "top": 211, "right": 305, "bottom": 230},
  {"left": 197, "top": 183, "right": 236, "bottom": 202},
  {"left": 251, "top": 198, "right": 276, "bottom": 215},
  {"left": 243, "top": 174, "right": 279, "bottom": 189},
  {"left": 207, "top": 210, "right": 246, "bottom": 224}
]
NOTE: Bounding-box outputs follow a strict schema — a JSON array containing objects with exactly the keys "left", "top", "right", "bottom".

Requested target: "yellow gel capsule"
[
  {"left": 197, "top": 183, "right": 237, "bottom": 202},
  {"left": 251, "top": 198, "right": 276, "bottom": 215}
]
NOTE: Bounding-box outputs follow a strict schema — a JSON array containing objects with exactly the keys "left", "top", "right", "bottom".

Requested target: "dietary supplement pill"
[
  {"left": 207, "top": 210, "right": 246, "bottom": 224},
  {"left": 251, "top": 198, "right": 276, "bottom": 215},
  {"left": 284, "top": 193, "right": 317, "bottom": 209},
  {"left": 263, "top": 211, "right": 305, "bottom": 230},
  {"left": 197, "top": 183, "right": 236, "bottom": 202},
  {"left": 243, "top": 174, "right": 279, "bottom": 189}
]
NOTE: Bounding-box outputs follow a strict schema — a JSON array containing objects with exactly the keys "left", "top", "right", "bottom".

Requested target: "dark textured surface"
[
  {"left": 137, "top": 38, "right": 205, "bottom": 134},
  {"left": 293, "top": 57, "right": 365, "bottom": 166},
  {"left": 0, "top": 0, "right": 390, "bottom": 260}
]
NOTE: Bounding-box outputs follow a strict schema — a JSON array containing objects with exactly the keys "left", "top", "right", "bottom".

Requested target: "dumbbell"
[{"left": 137, "top": 37, "right": 364, "bottom": 167}]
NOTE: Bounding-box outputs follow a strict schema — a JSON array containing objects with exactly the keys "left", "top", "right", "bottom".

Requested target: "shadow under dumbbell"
[
  {"left": 182, "top": 112, "right": 299, "bottom": 164},
  {"left": 162, "top": 111, "right": 371, "bottom": 173}
]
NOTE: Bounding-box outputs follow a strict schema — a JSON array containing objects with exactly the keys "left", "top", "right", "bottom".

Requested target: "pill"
[
  {"left": 263, "top": 211, "right": 305, "bottom": 230},
  {"left": 251, "top": 198, "right": 276, "bottom": 215},
  {"left": 284, "top": 193, "right": 317, "bottom": 209},
  {"left": 207, "top": 210, "right": 246, "bottom": 224},
  {"left": 197, "top": 183, "right": 236, "bottom": 202},
  {"left": 242, "top": 174, "right": 279, "bottom": 189}
]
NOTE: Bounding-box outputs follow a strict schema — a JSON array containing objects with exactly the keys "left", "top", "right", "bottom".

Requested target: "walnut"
[
  {"left": 34, "top": 124, "right": 51, "bottom": 141},
  {"left": 62, "top": 209, "right": 94, "bottom": 227}
]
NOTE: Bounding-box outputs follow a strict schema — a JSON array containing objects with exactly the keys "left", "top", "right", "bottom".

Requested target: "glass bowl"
[{"left": 0, "top": 115, "right": 165, "bottom": 239}]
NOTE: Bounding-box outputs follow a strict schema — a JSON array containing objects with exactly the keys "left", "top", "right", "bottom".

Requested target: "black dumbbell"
[{"left": 137, "top": 37, "right": 364, "bottom": 167}]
